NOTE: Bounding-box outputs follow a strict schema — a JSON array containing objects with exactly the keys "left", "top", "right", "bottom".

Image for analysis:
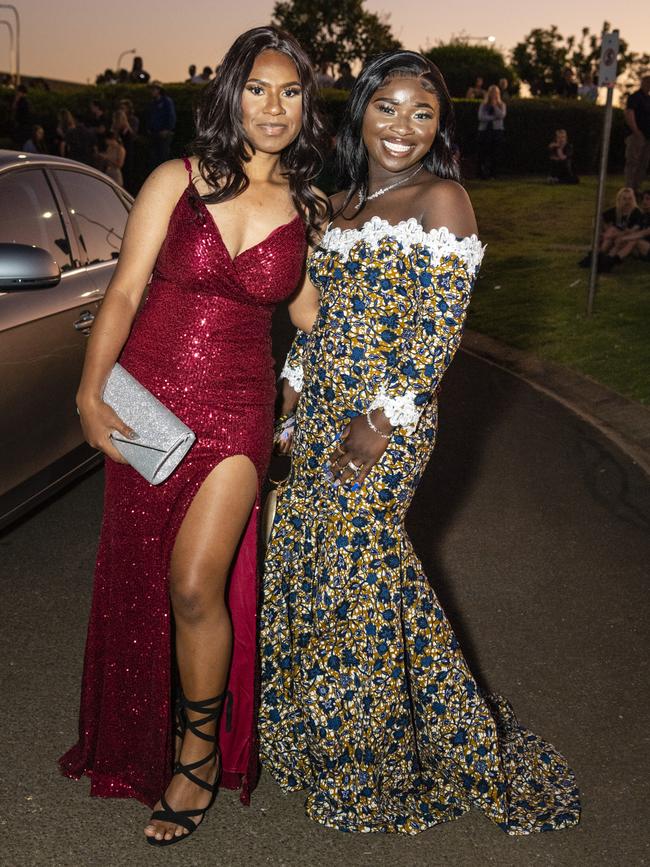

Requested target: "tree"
[
  {"left": 272, "top": 0, "right": 401, "bottom": 70},
  {"left": 422, "top": 42, "right": 518, "bottom": 98},
  {"left": 512, "top": 22, "right": 650, "bottom": 96}
]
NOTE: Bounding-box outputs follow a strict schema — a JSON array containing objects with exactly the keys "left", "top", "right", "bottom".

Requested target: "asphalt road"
[{"left": 1, "top": 332, "right": 649, "bottom": 867}]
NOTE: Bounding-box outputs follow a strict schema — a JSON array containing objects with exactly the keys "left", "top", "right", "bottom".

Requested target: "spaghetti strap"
[{"left": 182, "top": 156, "right": 192, "bottom": 179}]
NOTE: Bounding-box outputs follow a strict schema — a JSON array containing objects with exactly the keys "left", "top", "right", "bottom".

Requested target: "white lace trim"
[
  {"left": 368, "top": 386, "right": 422, "bottom": 435},
  {"left": 321, "top": 216, "right": 485, "bottom": 275},
  {"left": 280, "top": 358, "right": 304, "bottom": 393}
]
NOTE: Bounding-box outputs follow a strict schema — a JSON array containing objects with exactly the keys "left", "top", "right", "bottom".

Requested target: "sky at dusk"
[{"left": 3, "top": 0, "right": 649, "bottom": 84}]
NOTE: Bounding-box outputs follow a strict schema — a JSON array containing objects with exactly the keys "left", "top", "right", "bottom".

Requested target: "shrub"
[
  {"left": 452, "top": 97, "right": 625, "bottom": 175},
  {"left": 422, "top": 44, "right": 519, "bottom": 98}
]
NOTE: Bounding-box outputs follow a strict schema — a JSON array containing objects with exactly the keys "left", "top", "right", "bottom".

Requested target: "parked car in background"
[{"left": 0, "top": 150, "right": 133, "bottom": 529}]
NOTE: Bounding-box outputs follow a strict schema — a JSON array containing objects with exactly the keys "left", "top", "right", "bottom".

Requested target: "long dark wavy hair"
[
  {"left": 336, "top": 50, "right": 460, "bottom": 214},
  {"left": 190, "top": 26, "right": 329, "bottom": 240}
]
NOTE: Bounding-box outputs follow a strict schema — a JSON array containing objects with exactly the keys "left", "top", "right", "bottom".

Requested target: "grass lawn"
[{"left": 465, "top": 175, "right": 650, "bottom": 404}]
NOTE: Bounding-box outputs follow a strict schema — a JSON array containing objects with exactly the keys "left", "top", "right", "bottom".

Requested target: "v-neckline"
[{"left": 189, "top": 181, "right": 301, "bottom": 263}]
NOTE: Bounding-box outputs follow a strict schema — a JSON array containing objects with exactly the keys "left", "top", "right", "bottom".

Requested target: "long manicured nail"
[{"left": 128, "top": 430, "right": 139, "bottom": 440}]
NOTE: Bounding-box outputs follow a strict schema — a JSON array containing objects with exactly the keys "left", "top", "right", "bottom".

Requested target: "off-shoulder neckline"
[
  {"left": 323, "top": 215, "right": 480, "bottom": 245},
  {"left": 316, "top": 216, "right": 485, "bottom": 273}
]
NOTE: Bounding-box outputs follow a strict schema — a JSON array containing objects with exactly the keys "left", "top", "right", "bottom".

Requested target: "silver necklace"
[{"left": 357, "top": 163, "right": 424, "bottom": 208}]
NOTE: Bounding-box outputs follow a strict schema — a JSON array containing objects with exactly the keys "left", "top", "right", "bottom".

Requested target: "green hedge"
[
  {"left": 452, "top": 97, "right": 625, "bottom": 175},
  {"left": 0, "top": 84, "right": 625, "bottom": 190}
]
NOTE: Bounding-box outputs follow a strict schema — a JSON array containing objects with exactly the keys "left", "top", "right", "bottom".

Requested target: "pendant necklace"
[{"left": 357, "top": 163, "right": 424, "bottom": 209}]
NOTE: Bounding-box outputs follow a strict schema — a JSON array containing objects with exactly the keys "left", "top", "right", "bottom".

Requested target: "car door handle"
[{"left": 73, "top": 310, "right": 95, "bottom": 334}]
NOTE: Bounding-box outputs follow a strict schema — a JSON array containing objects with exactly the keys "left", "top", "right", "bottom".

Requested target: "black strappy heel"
[
  {"left": 173, "top": 689, "right": 186, "bottom": 763},
  {"left": 146, "top": 691, "right": 225, "bottom": 847}
]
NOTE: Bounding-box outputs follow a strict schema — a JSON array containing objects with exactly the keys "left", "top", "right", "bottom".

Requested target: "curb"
[{"left": 461, "top": 330, "right": 650, "bottom": 479}]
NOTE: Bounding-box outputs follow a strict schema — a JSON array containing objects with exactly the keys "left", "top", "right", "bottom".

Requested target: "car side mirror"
[{"left": 0, "top": 243, "right": 61, "bottom": 290}]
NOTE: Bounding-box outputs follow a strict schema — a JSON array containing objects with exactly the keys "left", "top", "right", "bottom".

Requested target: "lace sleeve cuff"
[
  {"left": 280, "top": 358, "right": 304, "bottom": 393},
  {"left": 368, "top": 387, "right": 422, "bottom": 435}
]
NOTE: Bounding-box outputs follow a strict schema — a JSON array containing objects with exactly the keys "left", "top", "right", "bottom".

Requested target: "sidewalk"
[{"left": 462, "top": 329, "right": 650, "bottom": 478}]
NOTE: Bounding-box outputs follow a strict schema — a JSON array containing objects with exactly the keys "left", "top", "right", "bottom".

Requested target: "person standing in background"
[
  {"left": 477, "top": 84, "right": 506, "bottom": 179},
  {"left": 118, "top": 99, "right": 140, "bottom": 135},
  {"left": 112, "top": 109, "right": 136, "bottom": 193},
  {"left": 12, "top": 84, "right": 32, "bottom": 148},
  {"left": 578, "top": 73, "right": 598, "bottom": 103},
  {"left": 192, "top": 66, "right": 213, "bottom": 84},
  {"left": 86, "top": 99, "right": 109, "bottom": 139},
  {"left": 57, "top": 109, "right": 94, "bottom": 166},
  {"left": 334, "top": 61, "right": 356, "bottom": 90},
  {"left": 557, "top": 67, "right": 578, "bottom": 98},
  {"left": 466, "top": 75, "right": 485, "bottom": 99},
  {"left": 316, "top": 61, "right": 335, "bottom": 88},
  {"left": 98, "top": 130, "right": 126, "bottom": 186},
  {"left": 624, "top": 76, "right": 650, "bottom": 195},
  {"left": 148, "top": 82, "right": 176, "bottom": 167},
  {"left": 498, "top": 77, "right": 510, "bottom": 102}
]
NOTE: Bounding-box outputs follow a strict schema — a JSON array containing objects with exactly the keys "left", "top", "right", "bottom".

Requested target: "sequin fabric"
[
  {"left": 259, "top": 221, "right": 580, "bottom": 834},
  {"left": 59, "top": 160, "right": 306, "bottom": 808}
]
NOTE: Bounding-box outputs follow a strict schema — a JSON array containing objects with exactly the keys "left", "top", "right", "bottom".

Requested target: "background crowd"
[
  {"left": 4, "top": 51, "right": 650, "bottom": 275},
  {"left": 9, "top": 69, "right": 176, "bottom": 194}
]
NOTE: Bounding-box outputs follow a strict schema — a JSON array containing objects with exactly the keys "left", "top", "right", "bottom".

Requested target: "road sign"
[{"left": 598, "top": 30, "right": 619, "bottom": 87}]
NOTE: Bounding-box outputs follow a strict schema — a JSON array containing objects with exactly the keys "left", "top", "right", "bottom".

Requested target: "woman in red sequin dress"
[{"left": 59, "top": 27, "right": 327, "bottom": 846}]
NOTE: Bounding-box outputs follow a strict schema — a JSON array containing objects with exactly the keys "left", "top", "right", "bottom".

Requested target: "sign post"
[{"left": 587, "top": 29, "right": 619, "bottom": 317}]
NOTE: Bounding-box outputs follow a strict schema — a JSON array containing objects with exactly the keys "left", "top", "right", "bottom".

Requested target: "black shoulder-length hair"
[
  {"left": 336, "top": 50, "right": 460, "bottom": 214},
  {"left": 190, "top": 26, "right": 328, "bottom": 240}
]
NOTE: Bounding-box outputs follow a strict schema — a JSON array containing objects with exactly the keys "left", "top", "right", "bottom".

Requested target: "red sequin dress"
[{"left": 59, "top": 158, "right": 306, "bottom": 807}]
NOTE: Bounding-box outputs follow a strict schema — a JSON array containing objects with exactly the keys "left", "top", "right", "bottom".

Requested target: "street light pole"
[
  {"left": 0, "top": 19, "right": 15, "bottom": 84},
  {"left": 116, "top": 48, "right": 136, "bottom": 73},
  {"left": 0, "top": 4, "right": 19, "bottom": 85}
]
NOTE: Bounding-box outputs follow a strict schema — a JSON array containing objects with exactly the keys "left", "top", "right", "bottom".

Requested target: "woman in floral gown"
[{"left": 259, "top": 51, "right": 580, "bottom": 836}]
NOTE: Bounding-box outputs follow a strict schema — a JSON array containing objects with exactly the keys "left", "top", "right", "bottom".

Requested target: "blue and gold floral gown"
[{"left": 259, "top": 216, "right": 580, "bottom": 835}]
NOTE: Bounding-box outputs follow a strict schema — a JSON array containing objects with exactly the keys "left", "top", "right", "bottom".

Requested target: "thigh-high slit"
[{"left": 59, "top": 429, "right": 268, "bottom": 808}]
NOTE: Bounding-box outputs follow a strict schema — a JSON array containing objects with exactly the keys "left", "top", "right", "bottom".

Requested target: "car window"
[
  {"left": 0, "top": 169, "right": 72, "bottom": 270},
  {"left": 53, "top": 170, "right": 128, "bottom": 265}
]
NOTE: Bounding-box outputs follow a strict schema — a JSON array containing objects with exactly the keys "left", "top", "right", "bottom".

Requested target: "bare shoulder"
[
  {"left": 135, "top": 159, "right": 189, "bottom": 208},
  {"left": 419, "top": 177, "right": 478, "bottom": 238}
]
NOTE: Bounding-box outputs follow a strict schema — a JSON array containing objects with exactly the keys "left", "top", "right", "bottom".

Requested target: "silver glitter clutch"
[{"left": 103, "top": 363, "right": 196, "bottom": 485}]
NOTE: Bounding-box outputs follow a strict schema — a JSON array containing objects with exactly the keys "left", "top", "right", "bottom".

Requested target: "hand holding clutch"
[{"left": 100, "top": 364, "right": 196, "bottom": 485}]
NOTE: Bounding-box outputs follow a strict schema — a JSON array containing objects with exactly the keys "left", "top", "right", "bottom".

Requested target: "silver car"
[{"left": 0, "top": 150, "right": 133, "bottom": 529}]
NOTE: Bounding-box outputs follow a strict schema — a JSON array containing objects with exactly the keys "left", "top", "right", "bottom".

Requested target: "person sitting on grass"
[
  {"left": 547, "top": 129, "right": 579, "bottom": 184},
  {"left": 579, "top": 187, "right": 642, "bottom": 268},
  {"left": 599, "top": 189, "right": 650, "bottom": 271}
]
